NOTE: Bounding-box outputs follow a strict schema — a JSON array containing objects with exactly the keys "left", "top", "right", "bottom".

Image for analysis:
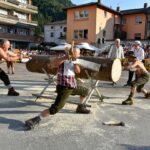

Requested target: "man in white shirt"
[
  {"left": 108, "top": 38, "right": 124, "bottom": 85},
  {"left": 124, "top": 40, "right": 145, "bottom": 86},
  {"left": 108, "top": 38, "right": 124, "bottom": 60}
]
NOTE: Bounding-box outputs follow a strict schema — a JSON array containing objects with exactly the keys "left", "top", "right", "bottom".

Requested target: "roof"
[
  {"left": 121, "top": 8, "right": 146, "bottom": 15},
  {"left": 45, "top": 20, "right": 66, "bottom": 25},
  {"left": 147, "top": 7, "right": 150, "bottom": 13},
  {"left": 64, "top": 2, "right": 150, "bottom": 16},
  {"left": 64, "top": 2, "right": 120, "bottom": 15},
  {"left": 121, "top": 6, "right": 150, "bottom": 15}
]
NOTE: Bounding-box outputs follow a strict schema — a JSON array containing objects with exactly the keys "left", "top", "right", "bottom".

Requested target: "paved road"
[{"left": 0, "top": 63, "right": 150, "bottom": 150}]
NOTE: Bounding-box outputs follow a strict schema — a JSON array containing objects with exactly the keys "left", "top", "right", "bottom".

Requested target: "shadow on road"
[
  {"left": 0, "top": 116, "right": 26, "bottom": 131},
  {"left": 0, "top": 99, "right": 48, "bottom": 109},
  {"left": 120, "top": 144, "right": 150, "bottom": 150}
]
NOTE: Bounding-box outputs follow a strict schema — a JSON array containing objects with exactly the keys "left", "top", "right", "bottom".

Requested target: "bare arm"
[
  {"left": 126, "top": 61, "right": 138, "bottom": 70},
  {"left": 0, "top": 48, "right": 20, "bottom": 62},
  {"left": 74, "top": 64, "right": 80, "bottom": 74},
  {"left": 7, "top": 51, "right": 17, "bottom": 57}
]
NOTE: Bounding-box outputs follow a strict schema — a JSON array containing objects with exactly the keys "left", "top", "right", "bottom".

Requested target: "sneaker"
[
  {"left": 76, "top": 104, "right": 90, "bottom": 114},
  {"left": 7, "top": 87, "right": 19, "bottom": 96},
  {"left": 145, "top": 92, "right": 150, "bottom": 98},
  {"left": 122, "top": 98, "right": 133, "bottom": 105},
  {"left": 25, "top": 116, "right": 41, "bottom": 130}
]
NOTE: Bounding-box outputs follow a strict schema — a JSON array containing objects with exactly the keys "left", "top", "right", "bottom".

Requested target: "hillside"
[{"left": 32, "top": 0, "right": 74, "bottom": 35}]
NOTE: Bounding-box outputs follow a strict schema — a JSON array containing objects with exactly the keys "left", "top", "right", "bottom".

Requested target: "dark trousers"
[
  {"left": 0, "top": 68, "right": 10, "bottom": 86},
  {"left": 127, "top": 71, "right": 134, "bottom": 84},
  {"left": 49, "top": 85, "right": 89, "bottom": 115}
]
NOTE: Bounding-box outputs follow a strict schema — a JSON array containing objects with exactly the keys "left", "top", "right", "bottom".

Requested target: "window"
[
  {"left": 79, "top": 30, "right": 83, "bottom": 39},
  {"left": 135, "top": 16, "right": 142, "bottom": 24},
  {"left": 74, "top": 30, "right": 78, "bottom": 39},
  {"left": 73, "top": 29, "right": 88, "bottom": 40},
  {"left": 50, "top": 32, "right": 54, "bottom": 37},
  {"left": 75, "top": 11, "right": 80, "bottom": 19},
  {"left": 103, "top": 30, "right": 106, "bottom": 37},
  {"left": 84, "top": 10, "right": 89, "bottom": 18},
  {"left": 148, "top": 22, "right": 150, "bottom": 31},
  {"left": 74, "top": 10, "right": 89, "bottom": 19},
  {"left": 122, "top": 17, "right": 127, "bottom": 25},
  {"left": 104, "top": 11, "right": 107, "bottom": 18},
  {"left": 14, "top": 11, "right": 27, "bottom": 20},
  {"left": 84, "top": 30, "right": 88, "bottom": 39},
  {"left": 134, "top": 33, "right": 141, "bottom": 40},
  {"left": 80, "top": 11, "right": 84, "bottom": 18},
  {"left": 0, "top": 9, "right": 8, "bottom": 15},
  {"left": 63, "top": 27, "right": 67, "bottom": 32},
  {"left": 60, "top": 32, "right": 63, "bottom": 37},
  {"left": 0, "top": 25, "right": 7, "bottom": 33},
  {"left": 18, "top": 0, "right": 27, "bottom": 4}
]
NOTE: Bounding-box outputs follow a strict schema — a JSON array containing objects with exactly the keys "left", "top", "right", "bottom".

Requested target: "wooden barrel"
[{"left": 26, "top": 55, "right": 122, "bottom": 82}]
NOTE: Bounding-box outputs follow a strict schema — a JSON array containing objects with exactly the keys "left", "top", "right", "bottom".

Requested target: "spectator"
[
  {"left": 6, "top": 44, "right": 15, "bottom": 74},
  {"left": 124, "top": 40, "right": 145, "bottom": 86},
  {"left": 108, "top": 38, "right": 124, "bottom": 85},
  {"left": 144, "top": 45, "right": 150, "bottom": 58}
]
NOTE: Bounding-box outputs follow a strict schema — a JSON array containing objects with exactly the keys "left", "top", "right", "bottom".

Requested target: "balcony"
[
  {"left": 0, "top": 14, "right": 18, "bottom": 24},
  {"left": 26, "top": 4, "right": 38, "bottom": 11},
  {"left": 0, "top": 32, "right": 36, "bottom": 42},
  {"left": 17, "top": 19, "right": 38, "bottom": 27},
  {"left": 7, "top": 0, "right": 19, "bottom": 5},
  {"left": 0, "top": 14, "right": 38, "bottom": 26},
  {"left": 0, "top": 0, "right": 38, "bottom": 14}
]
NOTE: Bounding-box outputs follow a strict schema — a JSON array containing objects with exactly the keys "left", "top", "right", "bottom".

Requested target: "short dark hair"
[{"left": 126, "top": 51, "right": 136, "bottom": 58}]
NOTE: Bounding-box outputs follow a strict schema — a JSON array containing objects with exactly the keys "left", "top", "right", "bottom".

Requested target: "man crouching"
[{"left": 122, "top": 51, "right": 150, "bottom": 105}]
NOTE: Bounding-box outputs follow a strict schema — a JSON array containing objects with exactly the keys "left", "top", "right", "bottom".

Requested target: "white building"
[
  {"left": 44, "top": 20, "right": 67, "bottom": 45},
  {"left": 0, "top": 0, "right": 38, "bottom": 49}
]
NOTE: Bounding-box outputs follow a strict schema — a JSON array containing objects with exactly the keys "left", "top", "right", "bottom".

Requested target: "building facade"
[
  {"left": 120, "top": 3, "right": 150, "bottom": 40},
  {"left": 65, "top": 2, "right": 120, "bottom": 44},
  {"left": 0, "top": 0, "right": 38, "bottom": 48},
  {"left": 65, "top": 1, "right": 150, "bottom": 44},
  {"left": 44, "top": 20, "right": 67, "bottom": 45}
]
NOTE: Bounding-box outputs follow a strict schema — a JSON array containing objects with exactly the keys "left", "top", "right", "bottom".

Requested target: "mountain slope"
[{"left": 32, "top": 0, "right": 74, "bottom": 35}]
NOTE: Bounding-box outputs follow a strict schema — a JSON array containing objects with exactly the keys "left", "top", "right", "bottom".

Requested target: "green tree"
[{"left": 32, "top": 0, "right": 74, "bottom": 35}]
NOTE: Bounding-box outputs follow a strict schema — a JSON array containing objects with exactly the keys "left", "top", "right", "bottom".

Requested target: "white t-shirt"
[
  {"left": 58, "top": 60, "right": 75, "bottom": 76},
  {"left": 131, "top": 47, "right": 145, "bottom": 61}
]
